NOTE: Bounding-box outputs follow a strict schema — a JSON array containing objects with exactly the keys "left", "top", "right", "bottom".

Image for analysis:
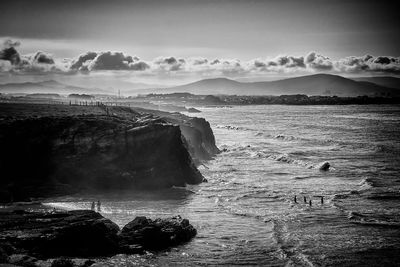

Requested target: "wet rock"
[
  {"left": 317, "top": 161, "right": 331, "bottom": 171},
  {"left": 118, "top": 215, "right": 197, "bottom": 251}
]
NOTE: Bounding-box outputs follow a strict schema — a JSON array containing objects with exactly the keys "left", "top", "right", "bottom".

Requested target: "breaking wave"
[{"left": 347, "top": 211, "right": 400, "bottom": 228}]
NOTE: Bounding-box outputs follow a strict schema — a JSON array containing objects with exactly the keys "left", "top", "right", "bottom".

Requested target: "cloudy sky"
[{"left": 1, "top": 0, "right": 399, "bottom": 85}]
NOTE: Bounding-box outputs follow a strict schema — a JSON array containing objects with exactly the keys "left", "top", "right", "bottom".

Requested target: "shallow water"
[{"left": 45, "top": 105, "right": 400, "bottom": 266}]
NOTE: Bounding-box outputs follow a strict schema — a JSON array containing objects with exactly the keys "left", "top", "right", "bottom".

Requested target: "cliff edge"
[{"left": 0, "top": 103, "right": 219, "bottom": 202}]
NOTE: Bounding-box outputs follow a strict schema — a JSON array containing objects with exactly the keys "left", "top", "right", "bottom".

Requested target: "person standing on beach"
[
  {"left": 91, "top": 201, "right": 95, "bottom": 211},
  {"left": 97, "top": 200, "right": 101, "bottom": 212}
]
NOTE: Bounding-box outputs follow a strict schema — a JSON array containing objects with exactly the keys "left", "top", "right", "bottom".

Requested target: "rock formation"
[
  {"left": 118, "top": 215, "right": 197, "bottom": 252},
  {"left": 0, "top": 104, "right": 219, "bottom": 202},
  {"left": 0, "top": 210, "right": 197, "bottom": 261}
]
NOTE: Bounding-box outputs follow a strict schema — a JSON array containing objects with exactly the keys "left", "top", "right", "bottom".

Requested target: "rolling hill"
[
  {"left": 160, "top": 74, "right": 399, "bottom": 96},
  {"left": 352, "top": 76, "right": 400, "bottom": 90},
  {"left": 0, "top": 80, "right": 106, "bottom": 95}
]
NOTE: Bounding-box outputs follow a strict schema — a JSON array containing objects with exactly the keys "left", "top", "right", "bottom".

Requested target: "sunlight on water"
[{"left": 45, "top": 105, "right": 400, "bottom": 266}]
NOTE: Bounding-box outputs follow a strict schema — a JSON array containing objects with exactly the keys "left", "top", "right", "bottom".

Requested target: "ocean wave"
[
  {"left": 216, "top": 125, "right": 255, "bottom": 131},
  {"left": 271, "top": 219, "right": 315, "bottom": 267},
  {"left": 359, "top": 178, "right": 376, "bottom": 188},
  {"left": 274, "top": 134, "right": 297, "bottom": 141},
  {"left": 347, "top": 211, "right": 400, "bottom": 228},
  {"left": 256, "top": 152, "right": 332, "bottom": 171}
]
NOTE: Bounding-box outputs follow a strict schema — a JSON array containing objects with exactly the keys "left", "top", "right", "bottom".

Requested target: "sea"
[{"left": 45, "top": 105, "right": 400, "bottom": 266}]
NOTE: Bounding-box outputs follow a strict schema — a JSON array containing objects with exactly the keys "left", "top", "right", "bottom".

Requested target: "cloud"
[
  {"left": 336, "top": 55, "right": 400, "bottom": 74},
  {"left": 33, "top": 51, "right": 55, "bottom": 64},
  {"left": 70, "top": 51, "right": 97, "bottom": 70},
  {"left": 88, "top": 52, "right": 133, "bottom": 70},
  {"left": 0, "top": 39, "right": 21, "bottom": 65},
  {"left": 1, "top": 39, "right": 400, "bottom": 76},
  {"left": 69, "top": 51, "right": 149, "bottom": 72},
  {"left": 305, "top": 52, "right": 333, "bottom": 70},
  {"left": 275, "top": 55, "right": 305, "bottom": 68},
  {"left": 153, "top": 56, "right": 185, "bottom": 71}
]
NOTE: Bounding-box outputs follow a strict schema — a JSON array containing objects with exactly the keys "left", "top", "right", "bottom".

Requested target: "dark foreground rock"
[
  {"left": 0, "top": 210, "right": 197, "bottom": 262},
  {"left": 0, "top": 210, "right": 120, "bottom": 258}
]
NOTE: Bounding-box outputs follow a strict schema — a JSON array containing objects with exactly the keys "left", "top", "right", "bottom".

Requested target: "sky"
[{"left": 0, "top": 0, "right": 399, "bottom": 85}]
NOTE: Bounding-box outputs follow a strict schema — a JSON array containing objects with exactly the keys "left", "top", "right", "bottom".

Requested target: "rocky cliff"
[{"left": 0, "top": 103, "right": 219, "bottom": 202}]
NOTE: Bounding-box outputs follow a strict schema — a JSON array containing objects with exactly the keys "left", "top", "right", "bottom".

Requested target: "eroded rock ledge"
[
  {"left": 0, "top": 210, "right": 196, "bottom": 264},
  {"left": 0, "top": 103, "right": 219, "bottom": 202}
]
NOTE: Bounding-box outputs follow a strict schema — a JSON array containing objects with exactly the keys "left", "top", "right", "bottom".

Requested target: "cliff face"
[
  {"left": 139, "top": 108, "right": 220, "bottom": 164},
  {"left": 179, "top": 117, "right": 220, "bottom": 163},
  {"left": 0, "top": 104, "right": 214, "bottom": 201}
]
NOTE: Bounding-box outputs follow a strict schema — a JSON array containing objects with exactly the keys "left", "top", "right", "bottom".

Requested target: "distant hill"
[
  {"left": 160, "top": 74, "right": 400, "bottom": 97},
  {"left": 352, "top": 76, "right": 400, "bottom": 90},
  {"left": 0, "top": 80, "right": 107, "bottom": 95}
]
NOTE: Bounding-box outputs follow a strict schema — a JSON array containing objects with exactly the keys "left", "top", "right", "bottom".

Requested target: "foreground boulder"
[
  {"left": 0, "top": 210, "right": 120, "bottom": 258},
  {"left": 0, "top": 210, "right": 197, "bottom": 260},
  {"left": 118, "top": 215, "right": 197, "bottom": 252}
]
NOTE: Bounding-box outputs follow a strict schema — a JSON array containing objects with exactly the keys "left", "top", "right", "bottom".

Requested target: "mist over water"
[{"left": 46, "top": 105, "right": 400, "bottom": 266}]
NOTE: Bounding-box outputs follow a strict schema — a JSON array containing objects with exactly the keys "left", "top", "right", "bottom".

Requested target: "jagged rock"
[
  {"left": 118, "top": 215, "right": 197, "bottom": 251},
  {"left": 179, "top": 117, "right": 220, "bottom": 163}
]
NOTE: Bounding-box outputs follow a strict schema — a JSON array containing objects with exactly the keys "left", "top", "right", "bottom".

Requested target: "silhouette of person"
[
  {"left": 294, "top": 195, "right": 297, "bottom": 203},
  {"left": 321, "top": 196, "right": 324, "bottom": 204},
  {"left": 91, "top": 201, "right": 95, "bottom": 211},
  {"left": 303, "top": 196, "right": 307, "bottom": 203},
  {"left": 309, "top": 199, "right": 312, "bottom": 206}
]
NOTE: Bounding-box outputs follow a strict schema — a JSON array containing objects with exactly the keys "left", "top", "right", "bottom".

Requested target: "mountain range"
[
  {"left": 1, "top": 74, "right": 399, "bottom": 97},
  {"left": 163, "top": 74, "right": 400, "bottom": 96}
]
